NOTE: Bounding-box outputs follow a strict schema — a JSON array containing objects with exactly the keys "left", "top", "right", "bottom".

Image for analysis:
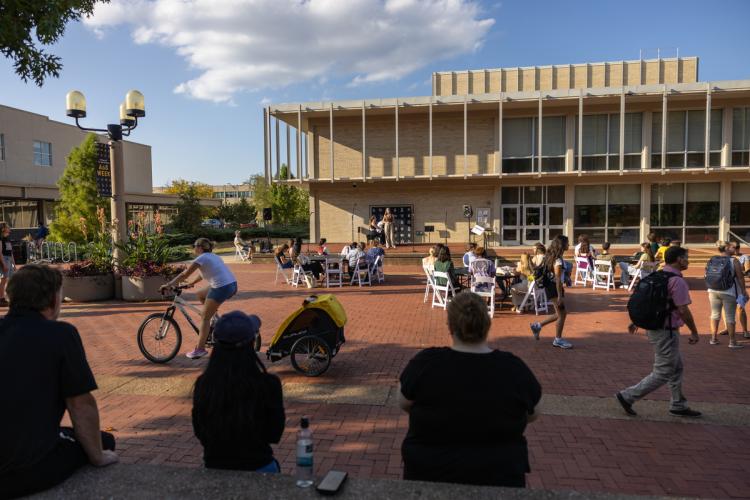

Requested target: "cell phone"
[{"left": 316, "top": 470, "right": 347, "bottom": 495}]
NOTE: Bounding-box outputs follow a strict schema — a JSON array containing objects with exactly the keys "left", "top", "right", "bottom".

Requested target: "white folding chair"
[
  {"left": 350, "top": 257, "right": 371, "bottom": 287},
  {"left": 423, "top": 264, "right": 435, "bottom": 303},
  {"left": 325, "top": 258, "right": 344, "bottom": 288},
  {"left": 573, "top": 257, "right": 594, "bottom": 287},
  {"left": 235, "top": 244, "right": 251, "bottom": 262},
  {"left": 274, "top": 258, "right": 292, "bottom": 285},
  {"left": 518, "top": 280, "right": 549, "bottom": 315},
  {"left": 627, "top": 261, "right": 657, "bottom": 291},
  {"left": 370, "top": 255, "right": 385, "bottom": 283},
  {"left": 592, "top": 259, "right": 615, "bottom": 291},
  {"left": 470, "top": 276, "right": 496, "bottom": 318},
  {"left": 431, "top": 271, "right": 456, "bottom": 310},
  {"left": 291, "top": 263, "right": 313, "bottom": 288}
]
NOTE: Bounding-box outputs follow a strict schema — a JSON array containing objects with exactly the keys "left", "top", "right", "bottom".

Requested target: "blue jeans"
[
  {"left": 255, "top": 459, "right": 280, "bottom": 473},
  {"left": 563, "top": 260, "right": 572, "bottom": 285}
]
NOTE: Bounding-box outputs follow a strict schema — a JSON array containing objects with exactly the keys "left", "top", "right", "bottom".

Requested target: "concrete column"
[
  {"left": 263, "top": 108, "right": 269, "bottom": 183},
  {"left": 429, "top": 97, "right": 433, "bottom": 180},
  {"left": 309, "top": 188, "right": 319, "bottom": 242},
  {"left": 578, "top": 91, "right": 583, "bottom": 173},
  {"left": 722, "top": 106, "right": 732, "bottom": 167},
  {"left": 661, "top": 89, "right": 667, "bottom": 173},
  {"left": 297, "top": 106, "right": 302, "bottom": 182},
  {"left": 329, "top": 103, "right": 334, "bottom": 182},
  {"left": 704, "top": 85, "right": 711, "bottom": 172},
  {"left": 619, "top": 89, "right": 625, "bottom": 173},
  {"left": 720, "top": 179, "right": 732, "bottom": 240},
  {"left": 642, "top": 111, "right": 652, "bottom": 170},
  {"left": 564, "top": 183, "right": 575, "bottom": 239},
  {"left": 286, "top": 124, "right": 291, "bottom": 180},
  {"left": 497, "top": 96, "right": 503, "bottom": 176},
  {"left": 537, "top": 93, "right": 543, "bottom": 173},
  {"left": 463, "top": 97, "right": 468, "bottom": 178},
  {"left": 641, "top": 182, "right": 651, "bottom": 242},
  {"left": 395, "top": 99, "right": 399, "bottom": 181},
  {"left": 275, "top": 116, "right": 280, "bottom": 179},
  {"left": 362, "top": 101, "right": 366, "bottom": 180},
  {"left": 565, "top": 113, "right": 575, "bottom": 172}
]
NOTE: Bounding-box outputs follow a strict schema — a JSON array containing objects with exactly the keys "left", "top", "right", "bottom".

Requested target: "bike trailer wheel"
[
  {"left": 290, "top": 335, "right": 331, "bottom": 377},
  {"left": 137, "top": 313, "right": 182, "bottom": 363}
]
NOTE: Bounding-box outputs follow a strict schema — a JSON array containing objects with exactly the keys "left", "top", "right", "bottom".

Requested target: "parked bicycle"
[{"left": 137, "top": 284, "right": 261, "bottom": 363}]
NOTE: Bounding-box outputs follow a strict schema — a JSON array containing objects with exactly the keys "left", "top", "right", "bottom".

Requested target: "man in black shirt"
[
  {"left": 399, "top": 292, "right": 541, "bottom": 487},
  {"left": 0, "top": 265, "right": 117, "bottom": 498}
]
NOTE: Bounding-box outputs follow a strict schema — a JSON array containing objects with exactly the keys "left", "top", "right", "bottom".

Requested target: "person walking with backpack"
[
  {"left": 706, "top": 241, "right": 747, "bottom": 349},
  {"left": 616, "top": 246, "right": 702, "bottom": 418},
  {"left": 530, "top": 235, "right": 572, "bottom": 349}
]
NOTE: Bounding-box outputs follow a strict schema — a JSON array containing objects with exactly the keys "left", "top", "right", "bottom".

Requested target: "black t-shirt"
[
  {"left": 399, "top": 347, "right": 541, "bottom": 485},
  {"left": 1, "top": 237, "right": 12, "bottom": 257},
  {"left": 192, "top": 372, "right": 285, "bottom": 471},
  {"left": 0, "top": 309, "right": 97, "bottom": 475}
]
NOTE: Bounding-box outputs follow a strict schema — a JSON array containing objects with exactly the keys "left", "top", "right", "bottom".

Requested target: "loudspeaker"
[
  {"left": 462, "top": 204, "right": 473, "bottom": 218},
  {"left": 262, "top": 208, "right": 272, "bottom": 221}
]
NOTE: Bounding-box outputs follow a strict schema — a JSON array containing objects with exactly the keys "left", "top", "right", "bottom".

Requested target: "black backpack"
[
  {"left": 533, "top": 259, "right": 554, "bottom": 290},
  {"left": 627, "top": 271, "right": 677, "bottom": 330},
  {"left": 704, "top": 256, "right": 735, "bottom": 291}
]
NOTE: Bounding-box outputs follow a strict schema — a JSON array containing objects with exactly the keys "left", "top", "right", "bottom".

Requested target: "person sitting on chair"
[
  {"left": 469, "top": 247, "right": 495, "bottom": 292},
  {"left": 346, "top": 243, "right": 367, "bottom": 280},
  {"left": 462, "top": 243, "right": 478, "bottom": 267},
  {"left": 434, "top": 247, "right": 462, "bottom": 291}
]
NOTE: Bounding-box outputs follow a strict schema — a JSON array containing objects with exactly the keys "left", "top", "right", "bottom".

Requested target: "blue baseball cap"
[{"left": 213, "top": 311, "right": 261, "bottom": 344}]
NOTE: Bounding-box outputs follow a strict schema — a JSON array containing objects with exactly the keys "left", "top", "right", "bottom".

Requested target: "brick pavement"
[{"left": 55, "top": 262, "right": 750, "bottom": 498}]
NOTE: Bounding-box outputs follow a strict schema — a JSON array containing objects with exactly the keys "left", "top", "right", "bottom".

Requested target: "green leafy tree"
[
  {"left": 213, "top": 202, "right": 235, "bottom": 222},
  {"left": 233, "top": 197, "right": 257, "bottom": 223},
  {"left": 0, "top": 0, "right": 108, "bottom": 86},
  {"left": 172, "top": 183, "right": 206, "bottom": 233},
  {"left": 163, "top": 179, "right": 214, "bottom": 199},
  {"left": 252, "top": 166, "right": 309, "bottom": 224},
  {"left": 49, "top": 134, "right": 109, "bottom": 243}
]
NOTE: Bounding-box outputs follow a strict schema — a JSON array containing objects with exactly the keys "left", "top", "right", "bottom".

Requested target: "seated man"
[
  {"left": 347, "top": 242, "right": 367, "bottom": 279},
  {"left": 399, "top": 292, "right": 541, "bottom": 487},
  {"left": 0, "top": 265, "right": 117, "bottom": 497},
  {"left": 366, "top": 240, "right": 385, "bottom": 267},
  {"left": 462, "top": 243, "right": 478, "bottom": 267}
]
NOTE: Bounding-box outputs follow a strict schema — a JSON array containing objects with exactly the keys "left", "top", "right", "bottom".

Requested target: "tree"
[
  {"left": 49, "top": 134, "right": 109, "bottom": 243},
  {"left": 234, "top": 197, "right": 257, "bottom": 223},
  {"left": 252, "top": 165, "right": 309, "bottom": 224},
  {"left": 0, "top": 0, "right": 107, "bottom": 86},
  {"left": 172, "top": 184, "right": 206, "bottom": 233},
  {"left": 162, "top": 179, "right": 214, "bottom": 199}
]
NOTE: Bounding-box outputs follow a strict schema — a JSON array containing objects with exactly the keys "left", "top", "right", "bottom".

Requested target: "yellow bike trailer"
[{"left": 266, "top": 294, "right": 346, "bottom": 376}]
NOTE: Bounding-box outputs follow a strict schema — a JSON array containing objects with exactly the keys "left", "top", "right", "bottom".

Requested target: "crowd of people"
[{"left": 3, "top": 229, "right": 749, "bottom": 497}]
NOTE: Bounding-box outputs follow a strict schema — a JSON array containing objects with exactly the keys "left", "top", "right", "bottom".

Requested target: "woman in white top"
[
  {"left": 510, "top": 253, "right": 534, "bottom": 311},
  {"left": 707, "top": 241, "right": 747, "bottom": 349},
  {"left": 162, "top": 238, "right": 238, "bottom": 359}
]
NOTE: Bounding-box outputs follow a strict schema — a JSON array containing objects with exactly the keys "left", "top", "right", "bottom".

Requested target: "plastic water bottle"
[{"left": 295, "top": 417, "right": 314, "bottom": 487}]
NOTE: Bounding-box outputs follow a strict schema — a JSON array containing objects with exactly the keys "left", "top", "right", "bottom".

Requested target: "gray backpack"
[{"left": 704, "top": 256, "right": 735, "bottom": 291}]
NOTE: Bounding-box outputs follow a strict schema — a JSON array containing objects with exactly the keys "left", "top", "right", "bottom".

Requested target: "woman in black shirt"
[
  {"left": 0, "top": 222, "right": 15, "bottom": 307},
  {"left": 192, "top": 311, "right": 285, "bottom": 472},
  {"left": 399, "top": 292, "right": 541, "bottom": 487}
]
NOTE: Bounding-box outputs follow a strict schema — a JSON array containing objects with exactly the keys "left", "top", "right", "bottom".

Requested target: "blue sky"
[{"left": 2, "top": 0, "right": 749, "bottom": 187}]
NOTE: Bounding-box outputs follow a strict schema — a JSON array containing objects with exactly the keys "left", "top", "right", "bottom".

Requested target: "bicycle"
[{"left": 137, "top": 284, "right": 261, "bottom": 363}]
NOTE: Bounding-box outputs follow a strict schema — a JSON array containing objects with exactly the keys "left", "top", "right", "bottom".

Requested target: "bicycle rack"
[{"left": 36, "top": 241, "right": 78, "bottom": 263}]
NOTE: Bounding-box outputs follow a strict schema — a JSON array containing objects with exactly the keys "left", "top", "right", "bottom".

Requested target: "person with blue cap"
[{"left": 192, "top": 311, "right": 286, "bottom": 472}]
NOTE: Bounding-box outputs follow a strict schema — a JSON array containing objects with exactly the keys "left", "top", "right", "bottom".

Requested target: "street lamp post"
[{"left": 65, "top": 90, "right": 146, "bottom": 296}]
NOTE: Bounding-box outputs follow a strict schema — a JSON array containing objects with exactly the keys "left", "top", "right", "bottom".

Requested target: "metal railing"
[{"left": 728, "top": 231, "right": 750, "bottom": 248}]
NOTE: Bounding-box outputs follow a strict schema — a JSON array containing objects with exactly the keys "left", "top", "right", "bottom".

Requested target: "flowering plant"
[
  {"left": 117, "top": 210, "right": 181, "bottom": 278},
  {"left": 63, "top": 207, "right": 114, "bottom": 276}
]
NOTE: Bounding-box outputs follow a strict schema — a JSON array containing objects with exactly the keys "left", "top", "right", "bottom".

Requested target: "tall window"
[
  {"left": 732, "top": 108, "right": 750, "bottom": 166},
  {"left": 0, "top": 133, "right": 5, "bottom": 161},
  {"left": 730, "top": 182, "right": 750, "bottom": 241},
  {"left": 573, "top": 184, "right": 640, "bottom": 244},
  {"left": 651, "top": 110, "right": 722, "bottom": 168},
  {"left": 578, "top": 113, "right": 642, "bottom": 171},
  {"left": 502, "top": 116, "right": 566, "bottom": 173},
  {"left": 33, "top": 140, "right": 52, "bottom": 167},
  {"left": 0, "top": 200, "right": 40, "bottom": 228},
  {"left": 650, "top": 183, "right": 720, "bottom": 243}
]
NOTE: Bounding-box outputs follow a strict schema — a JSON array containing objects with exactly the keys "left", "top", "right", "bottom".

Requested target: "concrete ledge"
[{"left": 30, "top": 463, "right": 679, "bottom": 500}]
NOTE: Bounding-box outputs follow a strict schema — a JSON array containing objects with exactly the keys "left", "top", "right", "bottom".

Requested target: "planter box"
[
  {"left": 121, "top": 275, "right": 170, "bottom": 302},
  {"left": 63, "top": 273, "right": 114, "bottom": 302}
]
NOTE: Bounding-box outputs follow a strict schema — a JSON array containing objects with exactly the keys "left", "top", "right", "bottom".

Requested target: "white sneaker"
[{"left": 552, "top": 337, "right": 573, "bottom": 349}]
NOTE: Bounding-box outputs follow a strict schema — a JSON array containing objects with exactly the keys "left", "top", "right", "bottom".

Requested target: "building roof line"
[
  {"left": 431, "top": 56, "right": 698, "bottom": 75},
  {"left": 270, "top": 79, "right": 750, "bottom": 114}
]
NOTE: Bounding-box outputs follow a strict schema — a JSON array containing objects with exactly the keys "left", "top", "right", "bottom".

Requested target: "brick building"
[{"left": 265, "top": 57, "right": 750, "bottom": 247}]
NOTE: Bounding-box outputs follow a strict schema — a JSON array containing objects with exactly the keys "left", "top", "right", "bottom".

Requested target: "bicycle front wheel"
[{"left": 137, "top": 313, "right": 182, "bottom": 363}]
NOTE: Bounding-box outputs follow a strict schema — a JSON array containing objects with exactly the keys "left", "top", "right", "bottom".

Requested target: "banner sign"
[{"left": 95, "top": 142, "right": 112, "bottom": 197}]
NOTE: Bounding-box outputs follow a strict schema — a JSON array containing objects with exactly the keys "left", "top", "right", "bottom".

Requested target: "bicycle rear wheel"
[
  {"left": 290, "top": 335, "right": 331, "bottom": 376},
  {"left": 137, "top": 313, "right": 182, "bottom": 363}
]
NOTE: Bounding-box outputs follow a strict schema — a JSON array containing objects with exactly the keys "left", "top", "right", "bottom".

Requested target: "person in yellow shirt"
[{"left": 655, "top": 238, "right": 671, "bottom": 268}]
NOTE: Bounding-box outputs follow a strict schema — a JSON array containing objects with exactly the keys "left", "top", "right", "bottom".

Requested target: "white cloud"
[{"left": 84, "top": 0, "right": 494, "bottom": 103}]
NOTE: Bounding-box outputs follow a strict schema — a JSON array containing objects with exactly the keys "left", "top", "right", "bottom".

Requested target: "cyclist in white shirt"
[{"left": 161, "top": 238, "right": 238, "bottom": 359}]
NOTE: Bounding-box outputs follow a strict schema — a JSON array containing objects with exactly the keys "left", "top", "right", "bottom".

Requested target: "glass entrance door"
[
  {"left": 523, "top": 205, "right": 543, "bottom": 244},
  {"left": 546, "top": 204, "right": 565, "bottom": 242},
  {"left": 501, "top": 205, "right": 520, "bottom": 245}
]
